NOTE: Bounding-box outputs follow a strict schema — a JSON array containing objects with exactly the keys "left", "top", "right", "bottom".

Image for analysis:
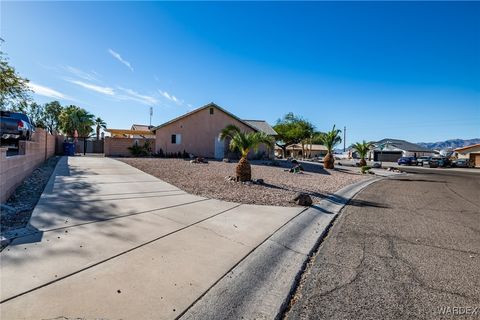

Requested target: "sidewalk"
[{"left": 0, "top": 156, "right": 305, "bottom": 319}]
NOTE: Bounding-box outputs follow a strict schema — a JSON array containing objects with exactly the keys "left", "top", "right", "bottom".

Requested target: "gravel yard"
[{"left": 118, "top": 158, "right": 368, "bottom": 207}]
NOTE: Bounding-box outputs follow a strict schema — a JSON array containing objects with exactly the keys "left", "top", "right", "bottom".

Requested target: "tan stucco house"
[
  {"left": 454, "top": 143, "right": 480, "bottom": 167},
  {"left": 151, "top": 103, "right": 277, "bottom": 159}
]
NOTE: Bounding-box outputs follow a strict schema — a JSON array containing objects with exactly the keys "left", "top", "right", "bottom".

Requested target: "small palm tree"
[
  {"left": 319, "top": 125, "right": 342, "bottom": 169},
  {"left": 220, "top": 125, "right": 274, "bottom": 182},
  {"left": 94, "top": 117, "right": 107, "bottom": 140},
  {"left": 352, "top": 140, "right": 372, "bottom": 167}
]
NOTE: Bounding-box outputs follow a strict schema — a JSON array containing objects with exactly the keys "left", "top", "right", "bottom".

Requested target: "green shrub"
[{"left": 128, "top": 141, "right": 152, "bottom": 157}]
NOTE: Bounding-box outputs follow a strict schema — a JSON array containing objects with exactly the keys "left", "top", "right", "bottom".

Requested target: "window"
[
  {"left": 171, "top": 134, "right": 181, "bottom": 144},
  {"left": 209, "top": 107, "right": 214, "bottom": 115}
]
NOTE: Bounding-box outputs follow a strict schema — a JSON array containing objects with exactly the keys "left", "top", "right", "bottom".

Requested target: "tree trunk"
[
  {"left": 323, "top": 152, "right": 335, "bottom": 169},
  {"left": 236, "top": 157, "right": 251, "bottom": 182},
  {"left": 96, "top": 126, "right": 100, "bottom": 141},
  {"left": 359, "top": 158, "right": 367, "bottom": 167}
]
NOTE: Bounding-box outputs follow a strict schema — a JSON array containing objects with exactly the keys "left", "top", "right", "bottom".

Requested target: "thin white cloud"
[
  {"left": 67, "top": 79, "right": 115, "bottom": 96},
  {"left": 159, "top": 89, "right": 182, "bottom": 104},
  {"left": 117, "top": 87, "right": 158, "bottom": 105},
  {"left": 108, "top": 49, "right": 133, "bottom": 71},
  {"left": 27, "top": 82, "right": 69, "bottom": 100},
  {"left": 64, "top": 66, "right": 99, "bottom": 82}
]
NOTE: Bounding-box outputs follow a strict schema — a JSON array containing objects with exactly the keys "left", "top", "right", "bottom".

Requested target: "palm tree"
[
  {"left": 318, "top": 125, "right": 342, "bottom": 169},
  {"left": 94, "top": 117, "right": 107, "bottom": 140},
  {"left": 352, "top": 140, "right": 372, "bottom": 167},
  {"left": 59, "top": 105, "right": 95, "bottom": 137},
  {"left": 220, "top": 125, "right": 274, "bottom": 182}
]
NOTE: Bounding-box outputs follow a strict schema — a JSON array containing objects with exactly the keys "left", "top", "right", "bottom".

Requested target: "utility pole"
[
  {"left": 149, "top": 107, "right": 153, "bottom": 127},
  {"left": 343, "top": 126, "right": 346, "bottom": 152}
]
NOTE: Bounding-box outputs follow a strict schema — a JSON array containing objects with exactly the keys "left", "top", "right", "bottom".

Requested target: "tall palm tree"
[
  {"left": 220, "top": 125, "right": 274, "bottom": 182},
  {"left": 94, "top": 117, "right": 107, "bottom": 140},
  {"left": 352, "top": 140, "right": 372, "bottom": 167},
  {"left": 319, "top": 125, "right": 342, "bottom": 169}
]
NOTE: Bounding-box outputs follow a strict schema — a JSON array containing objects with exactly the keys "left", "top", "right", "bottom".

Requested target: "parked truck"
[{"left": 0, "top": 111, "right": 35, "bottom": 145}]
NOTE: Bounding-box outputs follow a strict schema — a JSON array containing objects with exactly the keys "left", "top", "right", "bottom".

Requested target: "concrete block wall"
[
  {"left": 104, "top": 137, "right": 155, "bottom": 157},
  {"left": 0, "top": 129, "right": 60, "bottom": 203}
]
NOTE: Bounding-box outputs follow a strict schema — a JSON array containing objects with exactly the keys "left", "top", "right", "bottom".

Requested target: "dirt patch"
[{"left": 1, "top": 156, "right": 60, "bottom": 233}]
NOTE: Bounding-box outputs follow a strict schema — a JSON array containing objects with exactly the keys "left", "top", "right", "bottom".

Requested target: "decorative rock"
[
  {"left": 292, "top": 193, "right": 313, "bottom": 206},
  {"left": 255, "top": 179, "right": 264, "bottom": 185}
]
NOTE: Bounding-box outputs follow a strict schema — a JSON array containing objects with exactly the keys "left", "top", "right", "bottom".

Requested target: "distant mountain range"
[{"left": 416, "top": 139, "right": 480, "bottom": 150}]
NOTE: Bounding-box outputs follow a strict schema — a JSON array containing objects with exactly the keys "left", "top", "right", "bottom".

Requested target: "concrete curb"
[{"left": 179, "top": 177, "right": 382, "bottom": 320}]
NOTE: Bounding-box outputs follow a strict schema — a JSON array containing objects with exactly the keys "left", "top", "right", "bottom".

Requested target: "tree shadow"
[
  {"left": 250, "top": 159, "right": 331, "bottom": 175},
  {"left": 389, "top": 178, "right": 446, "bottom": 183},
  {"left": 321, "top": 193, "right": 391, "bottom": 208}
]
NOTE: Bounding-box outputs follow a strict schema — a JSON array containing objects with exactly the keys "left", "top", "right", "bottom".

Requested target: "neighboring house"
[
  {"left": 151, "top": 103, "right": 277, "bottom": 159},
  {"left": 106, "top": 124, "right": 155, "bottom": 139},
  {"left": 275, "top": 144, "right": 328, "bottom": 159},
  {"left": 368, "top": 138, "right": 435, "bottom": 162},
  {"left": 453, "top": 143, "right": 480, "bottom": 168},
  {"left": 130, "top": 124, "right": 155, "bottom": 139}
]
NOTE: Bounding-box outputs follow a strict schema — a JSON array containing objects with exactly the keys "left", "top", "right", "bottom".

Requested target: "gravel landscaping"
[
  {"left": 1, "top": 156, "right": 60, "bottom": 233},
  {"left": 119, "top": 158, "right": 368, "bottom": 207}
]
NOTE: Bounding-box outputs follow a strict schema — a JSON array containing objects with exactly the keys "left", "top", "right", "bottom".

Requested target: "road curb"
[{"left": 179, "top": 176, "right": 383, "bottom": 320}]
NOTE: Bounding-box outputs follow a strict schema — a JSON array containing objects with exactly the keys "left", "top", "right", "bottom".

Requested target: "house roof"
[
  {"left": 243, "top": 120, "right": 277, "bottom": 136},
  {"left": 131, "top": 124, "right": 153, "bottom": 131},
  {"left": 454, "top": 143, "right": 480, "bottom": 152},
  {"left": 374, "top": 138, "right": 433, "bottom": 152},
  {"left": 151, "top": 102, "right": 273, "bottom": 135}
]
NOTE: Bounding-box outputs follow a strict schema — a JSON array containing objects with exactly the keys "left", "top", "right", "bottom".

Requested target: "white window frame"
[{"left": 171, "top": 133, "right": 182, "bottom": 144}]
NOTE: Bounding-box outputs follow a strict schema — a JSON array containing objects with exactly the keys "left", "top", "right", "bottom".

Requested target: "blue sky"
[{"left": 1, "top": 1, "right": 479, "bottom": 144}]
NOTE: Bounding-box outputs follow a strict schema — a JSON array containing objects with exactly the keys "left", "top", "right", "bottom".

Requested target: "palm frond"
[
  {"left": 220, "top": 125, "right": 274, "bottom": 158},
  {"left": 219, "top": 124, "right": 241, "bottom": 141},
  {"left": 352, "top": 140, "right": 372, "bottom": 158}
]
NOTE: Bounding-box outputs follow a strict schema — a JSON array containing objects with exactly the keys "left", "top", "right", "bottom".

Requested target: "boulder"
[
  {"left": 292, "top": 193, "right": 313, "bottom": 206},
  {"left": 372, "top": 162, "right": 382, "bottom": 168}
]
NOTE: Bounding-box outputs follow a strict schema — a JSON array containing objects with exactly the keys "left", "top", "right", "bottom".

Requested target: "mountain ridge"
[{"left": 416, "top": 138, "right": 480, "bottom": 150}]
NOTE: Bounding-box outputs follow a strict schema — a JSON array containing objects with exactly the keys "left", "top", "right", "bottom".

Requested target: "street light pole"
[
  {"left": 149, "top": 107, "right": 153, "bottom": 127},
  {"left": 343, "top": 126, "right": 346, "bottom": 152}
]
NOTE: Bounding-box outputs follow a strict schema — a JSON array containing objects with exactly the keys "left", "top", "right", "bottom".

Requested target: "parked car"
[
  {"left": 429, "top": 157, "right": 451, "bottom": 168},
  {"left": 451, "top": 158, "right": 471, "bottom": 168},
  {"left": 0, "top": 111, "right": 35, "bottom": 143},
  {"left": 397, "top": 157, "right": 417, "bottom": 166},
  {"left": 416, "top": 156, "right": 431, "bottom": 166}
]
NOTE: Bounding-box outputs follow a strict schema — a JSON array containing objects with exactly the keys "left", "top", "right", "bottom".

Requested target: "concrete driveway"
[{"left": 0, "top": 156, "right": 305, "bottom": 319}]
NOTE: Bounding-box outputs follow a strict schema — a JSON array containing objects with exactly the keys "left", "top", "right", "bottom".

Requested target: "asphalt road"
[{"left": 285, "top": 170, "right": 480, "bottom": 320}]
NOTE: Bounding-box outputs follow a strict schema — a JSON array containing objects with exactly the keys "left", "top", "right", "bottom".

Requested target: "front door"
[{"left": 214, "top": 135, "right": 225, "bottom": 159}]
